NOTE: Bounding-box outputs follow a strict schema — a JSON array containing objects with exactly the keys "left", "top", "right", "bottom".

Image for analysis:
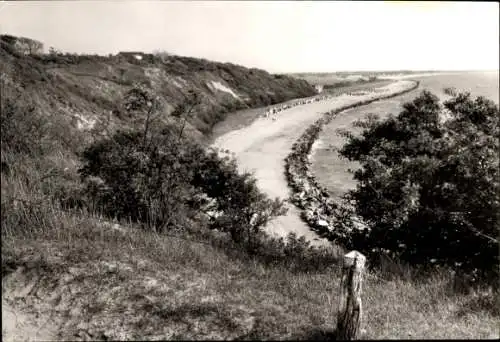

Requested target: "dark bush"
[
  {"left": 0, "top": 91, "right": 80, "bottom": 157},
  {"left": 1, "top": 97, "right": 48, "bottom": 156},
  {"left": 79, "top": 85, "right": 287, "bottom": 247},
  {"left": 335, "top": 90, "right": 499, "bottom": 281},
  {"left": 79, "top": 127, "right": 286, "bottom": 245}
]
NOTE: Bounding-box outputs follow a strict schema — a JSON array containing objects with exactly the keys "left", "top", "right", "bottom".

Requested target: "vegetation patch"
[
  {"left": 285, "top": 81, "right": 498, "bottom": 286},
  {"left": 1, "top": 34, "right": 317, "bottom": 144},
  {"left": 335, "top": 88, "right": 499, "bottom": 283},
  {"left": 284, "top": 81, "right": 419, "bottom": 237},
  {"left": 2, "top": 34, "right": 498, "bottom": 340}
]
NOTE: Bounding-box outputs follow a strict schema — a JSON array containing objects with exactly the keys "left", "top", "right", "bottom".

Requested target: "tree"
[
  {"left": 0, "top": 35, "right": 43, "bottom": 55},
  {"left": 335, "top": 90, "right": 499, "bottom": 279},
  {"left": 79, "top": 84, "right": 286, "bottom": 246},
  {"left": 49, "top": 47, "right": 61, "bottom": 56},
  {"left": 190, "top": 148, "right": 287, "bottom": 246},
  {"left": 152, "top": 50, "right": 173, "bottom": 63},
  {"left": 21, "top": 37, "right": 44, "bottom": 55}
]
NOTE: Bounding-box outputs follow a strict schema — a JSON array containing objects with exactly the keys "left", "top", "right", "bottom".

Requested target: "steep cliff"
[{"left": 0, "top": 34, "right": 316, "bottom": 141}]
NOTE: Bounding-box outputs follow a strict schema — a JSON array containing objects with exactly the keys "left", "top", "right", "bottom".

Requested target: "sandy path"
[
  {"left": 213, "top": 80, "right": 416, "bottom": 246},
  {"left": 2, "top": 267, "right": 60, "bottom": 342},
  {"left": 2, "top": 301, "right": 57, "bottom": 342}
]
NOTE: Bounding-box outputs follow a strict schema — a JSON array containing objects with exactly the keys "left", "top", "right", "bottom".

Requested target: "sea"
[{"left": 310, "top": 71, "right": 500, "bottom": 198}]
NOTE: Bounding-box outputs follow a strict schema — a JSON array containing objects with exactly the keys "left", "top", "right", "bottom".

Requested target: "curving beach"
[{"left": 212, "top": 80, "right": 418, "bottom": 246}]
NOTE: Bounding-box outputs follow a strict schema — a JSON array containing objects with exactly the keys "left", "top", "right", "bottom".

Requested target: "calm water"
[{"left": 311, "top": 71, "right": 499, "bottom": 198}]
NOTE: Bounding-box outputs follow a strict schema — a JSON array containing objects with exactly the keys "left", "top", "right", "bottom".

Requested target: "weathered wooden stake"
[{"left": 336, "top": 250, "right": 366, "bottom": 340}]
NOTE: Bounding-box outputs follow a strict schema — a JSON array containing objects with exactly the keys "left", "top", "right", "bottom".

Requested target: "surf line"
[{"left": 284, "top": 80, "right": 420, "bottom": 239}]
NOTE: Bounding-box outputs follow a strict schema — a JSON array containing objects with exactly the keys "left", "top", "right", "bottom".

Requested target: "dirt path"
[
  {"left": 2, "top": 300, "right": 57, "bottom": 342},
  {"left": 212, "top": 81, "right": 416, "bottom": 246},
  {"left": 2, "top": 266, "right": 59, "bottom": 342}
]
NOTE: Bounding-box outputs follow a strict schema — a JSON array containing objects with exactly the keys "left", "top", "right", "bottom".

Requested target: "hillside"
[
  {"left": 3, "top": 217, "right": 497, "bottom": 340},
  {"left": 1, "top": 34, "right": 498, "bottom": 341},
  {"left": 0, "top": 34, "right": 316, "bottom": 141}
]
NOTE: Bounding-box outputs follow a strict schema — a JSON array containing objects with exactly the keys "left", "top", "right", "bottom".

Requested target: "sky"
[{"left": 0, "top": 1, "right": 498, "bottom": 73}]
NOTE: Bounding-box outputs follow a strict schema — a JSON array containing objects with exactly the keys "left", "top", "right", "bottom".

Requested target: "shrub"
[
  {"left": 1, "top": 85, "right": 85, "bottom": 158},
  {"left": 335, "top": 90, "right": 499, "bottom": 281},
  {"left": 219, "top": 230, "right": 340, "bottom": 273},
  {"left": 191, "top": 147, "right": 287, "bottom": 246},
  {"left": 79, "top": 85, "right": 287, "bottom": 248},
  {"left": 0, "top": 96, "right": 50, "bottom": 156}
]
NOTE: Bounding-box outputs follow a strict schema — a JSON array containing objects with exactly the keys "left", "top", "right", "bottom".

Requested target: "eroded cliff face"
[{"left": 0, "top": 35, "right": 316, "bottom": 142}]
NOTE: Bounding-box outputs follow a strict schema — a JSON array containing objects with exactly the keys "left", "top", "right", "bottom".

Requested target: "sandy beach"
[{"left": 212, "top": 80, "right": 416, "bottom": 246}]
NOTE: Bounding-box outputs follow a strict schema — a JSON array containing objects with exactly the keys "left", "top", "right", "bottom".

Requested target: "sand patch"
[
  {"left": 212, "top": 81, "right": 415, "bottom": 245},
  {"left": 210, "top": 81, "right": 240, "bottom": 99}
]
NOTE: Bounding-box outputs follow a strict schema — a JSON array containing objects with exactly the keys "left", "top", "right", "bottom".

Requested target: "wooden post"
[{"left": 336, "top": 250, "right": 366, "bottom": 340}]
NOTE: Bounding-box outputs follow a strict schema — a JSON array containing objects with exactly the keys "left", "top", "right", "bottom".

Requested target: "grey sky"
[{"left": 1, "top": 1, "right": 498, "bottom": 73}]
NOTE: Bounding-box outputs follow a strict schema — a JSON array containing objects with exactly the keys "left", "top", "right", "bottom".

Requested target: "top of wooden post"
[{"left": 344, "top": 250, "right": 366, "bottom": 268}]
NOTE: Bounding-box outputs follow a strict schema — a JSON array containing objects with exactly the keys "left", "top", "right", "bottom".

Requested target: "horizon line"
[{"left": 1, "top": 33, "right": 498, "bottom": 76}]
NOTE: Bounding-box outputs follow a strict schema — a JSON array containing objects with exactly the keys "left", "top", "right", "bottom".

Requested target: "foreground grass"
[
  {"left": 2, "top": 197, "right": 498, "bottom": 340},
  {"left": 2, "top": 90, "right": 498, "bottom": 339}
]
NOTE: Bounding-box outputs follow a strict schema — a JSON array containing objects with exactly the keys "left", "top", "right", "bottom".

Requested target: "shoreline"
[
  {"left": 284, "top": 80, "right": 420, "bottom": 240},
  {"left": 378, "top": 70, "right": 498, "bottom": 80},
  {"left": 212, "top": 79, "right": 419, "bottom": 245}
]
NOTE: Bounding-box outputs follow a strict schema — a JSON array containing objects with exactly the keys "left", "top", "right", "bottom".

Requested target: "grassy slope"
[
  {"left": 2, "top": 87, "right": 498, "bottom": 341},
  {"left": 1, "top": 36, "right": 498, "bottom": 340},
  {"left": 0, "top": 35, "right": 316, "bottom": 142},
  {"left": 2, "top": 203, "right": 498, "bottom": 340}
]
